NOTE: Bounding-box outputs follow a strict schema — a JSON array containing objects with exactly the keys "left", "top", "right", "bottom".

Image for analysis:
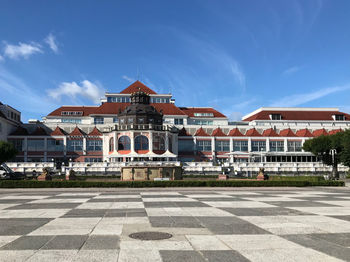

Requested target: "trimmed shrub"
[{"left": 0, "top": 179, "right": 344, "bottom": 188}]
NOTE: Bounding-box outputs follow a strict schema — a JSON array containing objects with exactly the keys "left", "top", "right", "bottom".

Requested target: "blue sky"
[{"left": 1, "top": 0, "right": 350, "bottom": 122}]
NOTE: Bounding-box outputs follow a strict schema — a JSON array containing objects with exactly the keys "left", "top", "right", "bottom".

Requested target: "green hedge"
[
  {"left": 269, "top": 176, "right": 325, "bottom": 182},
  {"left": 0, "top": 179, "right": 344, "bottom": 188}
]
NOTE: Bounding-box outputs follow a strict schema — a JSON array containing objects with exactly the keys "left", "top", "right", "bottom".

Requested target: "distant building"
[
  {"left": 0, "top": 102, "right": 21, "bottom": 141},
  {"left": 6, "top": 81, "right": 350, "bottom": 163}
]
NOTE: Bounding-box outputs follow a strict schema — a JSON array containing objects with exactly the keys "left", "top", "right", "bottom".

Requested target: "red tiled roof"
[
  {"left": 119, "top": 81, "right": 157, "bottom": 94},
  {"left": 9, "top": 126, "right": 28, "bottom": 136},
  {"left": 243, "top": 110, "right": 350, "bottom": 121},
  {"left": 69, "top": 127, "right": 85, "bottom": 136},
  {"left": 279, "top": 128, "right": 297, "bottom": 137},
  {"left": 51, "top": 126, "right": 67, "bottom": 136},
  {"left": 328, "top": 129, "right": 342, "bottom": 135},
  {"left": 211, "top": 128, "right": 227, "bottom": 137},
  {"left": 228, "top": 128, "right": 244, "bottom": 136},
  {"left": 47, "top": 106, "right": 98, "bottom": 117},
  {"left": 296, "top": 128, "right": 314, "bottom": 137},
  {"left": 178, "top": 127, "right": 191, "bottom": 136},
  {"left": 195, "top": 127, "right": 210, "bottom": 136},
  {"left": 312, "top": 128, "right": 328, "bottom": 137},
  {"left": 262, "top": 128, "right": 279, "bottom": 137},
  {"left": 178, "top": 107, "right": 226, "bottom": 118},
  {"left": 30, "top": 126, "right": 47, "bottom": 136},
  {"left": 88, "top": 127, "right": 102, "bottom": 136},
  {"left": 245, "top": 128, "right": 261, "bottom": 136}
]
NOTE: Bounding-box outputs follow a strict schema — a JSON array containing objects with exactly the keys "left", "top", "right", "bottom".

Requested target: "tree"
[
  {"left": 303, "top": 130, "right": 350, "bottom": 179},
  {"left": 0, "top": 141, "right": 18, "bottom": 164}
]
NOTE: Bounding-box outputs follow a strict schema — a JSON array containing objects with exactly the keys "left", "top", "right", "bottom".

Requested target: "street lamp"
[{"left": 329, "top": 149, "right": 338, "bottom": 180}]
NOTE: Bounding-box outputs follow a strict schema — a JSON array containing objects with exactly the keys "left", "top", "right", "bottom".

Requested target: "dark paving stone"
[
  {"left": 45, "top": 196, "right": 94, "bottom": 199},
  {"left": 62, "top": 209, "right": 108, "bottom": 218},
  {"left": 293, "top": 197, "right": 345, "bottom": 201},
  {"left": 142, "top": 195, "right": 190, "bottom": 198},
  {"left": 42, "top": 235, "right": 88, "bottom": 250},
  {"left": 126, "top": 211, "right": 147, "bottom": 217},
  {"left": 0, "top": 199, "right": 32, "bottom": 204},
  {"left": 193, "top": 198, "right": 240, "bottom": 202},
  {"left": 1, "top": 236, "right": 53, "bottom": 250},
  {"left": 144, "top": 202, "right": 209, "bottom": 208},
  {"left": 5, "top": 203, "right": 80, "bottom": 210},
  {"left": 88, "top": 198, "right": 143, "bottom": 202},
  {"left": 0, "top": 218, "right": 52, "bottom": 235},
  {"left": 309, "top": 233, "right": 350, "bottom": 247},
  {"left": 149, "top": 216, "right": 203, "bottom": 228},
  {"left": 105, "top": 208, "right": 147, "bottom": 217},
  {"left": 221, "top": 207, "right": 309, "bottom": 216},
  {"left": 82, "top": 235, "right": 120, "bottom": 250},
  {"left": 196, "top": 217, "right": 269, "bottom": 235},
  {"left": 160, "top": 250, "right": 205, "bottom": 262},
  {"left": 330, "top": 215, "right": 350, "bottom": 222},
  {"left": 283, "top": 234, "right": 350, "bottom": 261},
  {"left": 202, "top": 250, "right": 250, "bottom": 262},
  {"left": 264, "top": 201, "right": 339, "bottom": 207}
]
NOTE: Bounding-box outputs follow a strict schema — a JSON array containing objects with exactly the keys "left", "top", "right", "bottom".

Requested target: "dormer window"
[
  {"left": 270, "top": 114, "right": 282, "bottom": 120},
  {"left": 334, "top": 114, "right": 345, "bottom": 121}
]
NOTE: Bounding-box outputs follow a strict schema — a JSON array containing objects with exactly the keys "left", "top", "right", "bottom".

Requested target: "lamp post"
[{"left": 329, "top": 149, "right": 338, "bottom": 180}]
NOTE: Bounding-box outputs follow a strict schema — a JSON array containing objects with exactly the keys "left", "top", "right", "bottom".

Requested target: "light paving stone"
[
  {"left": 288, "top": 206, "right": 350, "bottom": 216},
  {"left": 241, "top": 197, "right": 305, "bottom": 202},
  {"left": 76, "top": 202, "right": 113, "bottom": 209},
  {"left": 186, "top": 235, "right": 231, "bottom": 250},
  {"left": 217, "top": 234, "right": 302, "bottom": 251},
  {"left": 120, "top": 240, "right": 193, "bottom": 250},
  {"left": 57, "top": 193, "right": 100, "bottom": 197},
  {"left": 203, "top": 201, "right": 275, "bottom": 208},
  {"left": 29, "top": 217, "right": 101, "bottom": 236},
  {"left": 0, "top": 236, "right": 21, "bottom": 248},
  {"left": 142, "top": 197, "right": 195, "bottom": 202},
  {"left": 110, "top": 202, "right": 145, "bottom": 209},
  {"left": 314, "top": 200, "right": 350, "bottom": 207},
  {"left": 93, "top": 194, "right": 141, "bottom": 199},
  {"left": 29, "top": 198, "right": 90, "bottom": 204},
  {"left": 118, "top": 249, "right": 162, "bottom": 262},
  {"left": 239, "top": 247, "right": 343, "bottom": 262},
  {"left": 0, "top": 195, "right": 49, "bottom": 200},
  {"left": 0, "top": 250, "right": 36, "bottom": 262},
  {"left": 26, "top": 250, "right": 78, "bottom": 262},
  {"left": 0, "top": 209, "right": 70, "bottom": 218},
  {"left": 185, "top": 194, "right": 233, "bottom": 198},
  {"left": 73, "top": 250, "right": 119, "bottom": 262},
  {"left": 140, "top": 192, "right": 181, "bottom": 195}
]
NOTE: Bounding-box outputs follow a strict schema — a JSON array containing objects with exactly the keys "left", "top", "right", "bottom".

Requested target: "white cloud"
[
  {"left": 3, "top": 42, "right": 43, "bottom": 59},
  {"left": 231, "top": 62, "right": 245, "bottom": 87},
  {"left": 282, "top": 66, "right": 302, "bottom": 76},
  {"left": 47, "top": 80, "right": 105, "bottom": 104},
  {"left": 270, "top": 84, "right": 350, "bottom": 107},
  {"left": 44, "top": 33, "right": 58, "bottom": 53},
  {"left": 0, "top": 55, "right": 4, "bottom": 62},
  {"left": 122, "top": 75, "right": 136, "bottom": 83}
]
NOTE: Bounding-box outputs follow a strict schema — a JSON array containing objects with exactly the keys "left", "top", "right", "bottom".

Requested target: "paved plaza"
[{"left": 0, "top": 187, "right": 349, "bottom": 261}]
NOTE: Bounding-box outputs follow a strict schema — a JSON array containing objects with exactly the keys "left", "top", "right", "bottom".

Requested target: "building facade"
[
  {"left": 0, "top": 102, "right": 21, "bottom": 142},
  {"left": 6, "top": 81, "right": 350, "bottom": 163}
]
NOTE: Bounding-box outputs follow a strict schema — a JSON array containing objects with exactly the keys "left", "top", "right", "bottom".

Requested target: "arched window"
[
  {"left": 118, "top": 136, "right": 131, "bottom": 150},
  {"left": 135, "top": 135, "right": 149, "bottom": 151},
  {"left": 109, "top": 137, "right": 114, "bottom": 152},
  {"left": 153, "top": 135, "right": 165, "bottom": 151}
]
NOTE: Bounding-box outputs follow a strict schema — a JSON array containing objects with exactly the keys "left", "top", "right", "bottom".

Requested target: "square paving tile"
[
  {"left": 42, "top": 235, "right": 88, "bottom": 250},
  {"left": 150, "top": 216, "right": 203, "bottom": 228},
  {"left": 221, "top": 207, "right": 309, "bottom": 216},
  {"left": 0, "top": 218, "right": 52, "bottom": 235},
  {"left": 160, "top": 250, "right": 205, "bottom": 262},
  {"left": 0, "top": 235, "right": 53, "bottom": 250},
  {"left": 202, "top": 250, "right": 250, "bottom": 262},
  {"left": 82, "top": 235, "right": 120, "bottom": 250}
]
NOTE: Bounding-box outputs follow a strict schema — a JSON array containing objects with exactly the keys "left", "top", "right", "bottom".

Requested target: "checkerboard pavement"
[{"left": 0, "top": 188, "right": 350, "bottom": 261}]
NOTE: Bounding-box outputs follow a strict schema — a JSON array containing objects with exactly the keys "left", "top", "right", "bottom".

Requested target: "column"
[
  {"left": 248, "top": 137, "right": 252, "bottom": 152},
  {"left": 114, "top": 132, "right": 118, "bottom": 151},
  {"left": 83, "top": 137, "right": 87, "bottom": 155},
  {"left": 149, "top": 132, "right": 153, "bottom": 153},
  {"left": 172, "top": 133, "right": 178, "bottom": 155},
  {"left": 130, "top": 132, "right": 135, "bottom": 153},
  {"left": 284, "top": 138, "right": 288, "bottom": 152},
  {"left": 301, "top": 139, "right": 306, "bottom": 152},
  {"left": 193, "top": 137, "right": 197, "bottom": 154},
  {"left": 44, "top": 137, "right": 48, "bottom": 162},
  {"left": 24, "top": 137, "right": 28, "bottom": 162},
  {"left": 165, "top": 132, "right": 169, "bottom": 151},
  {"left": 229, "top": 138, "right": 233, "bottom": 152},
  {"left": 63, "top": 136, "right": 67, "bottom": 157},
  {"left": 266, "top": 138, "right": 270, "bottom": 152}
]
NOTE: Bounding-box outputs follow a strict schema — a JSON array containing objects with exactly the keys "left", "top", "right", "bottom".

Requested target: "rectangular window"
[
  {"left": 335, "top": 114, "right": 345, "bottom": 121},
  {"left": 27, "top": 139, "right": 44, "bottom": 151},
  {"left": 84, "top": 158, "right": 102, "bottom": 163},
  {"left": 47, "top": 139, "right": 64, "bottom": 151},
  {"left": 113, "top": 117, "right": 118, "bottom": 123},
  {"left": 233, "top": 141, "right": 248, "bottom": 152},
  {"left": 194, "top": 113, "right": 214, "bottom": 117},
  {"left": 128, "top": 118, "right": 133, "bottom": 124},
  {"left": 10, "top": 139, "right": 23, "bottom": 151},
  {"left": 270, "top": 141, "right": 284, "bottom": 152},
  {"left": 251, "top": 141, "right": 266, "bottom": 152},
  {"left": 215, "top": 141, "right": 230, "bottom": 152},
  {"left": 271, "top": 114, "right": 282, "bottom": 120},
  {"left": 94, "top": 117, "right": 104, "bottom": 125},
  {"left": 87, "top": 140, "right": 102, "bottom": 151},
  {"left": 62, "top": 118, "right": 82, "bottom": 124},
  {"left": 287, "top": 141, "right": 302, "bottom": 152},
  {"left": 67, "top": 140, "right": 83, "bottom": 151},
  {"left": 196, "top": 140, "right": 212, "bottom": 151},
  {"left": 174, "top": 119, "right": 184, "bottom": 125},
  {"left": 178, "top": 139, "right": 194, "bottom": 152}
]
